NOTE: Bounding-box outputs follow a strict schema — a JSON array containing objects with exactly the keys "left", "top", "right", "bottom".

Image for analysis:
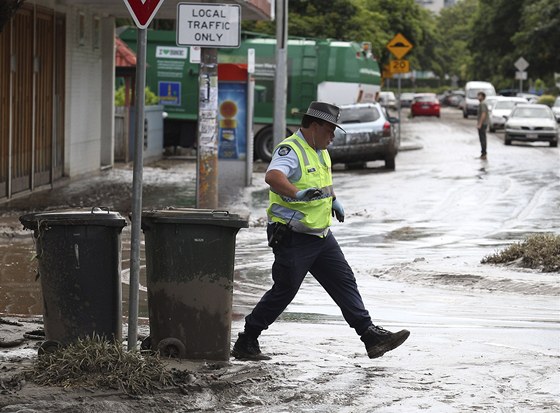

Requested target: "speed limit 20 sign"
[{"left": 391, "top": 59, "right": 410, "bottom": 74}]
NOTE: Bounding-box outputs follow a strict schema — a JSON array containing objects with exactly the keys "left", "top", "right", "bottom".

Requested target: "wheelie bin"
[
  {"left": 141, "top": 208, "right": 248, "bottom": 361},
  {"left": 20, "top": 208, "right": 127, "bottom": 354}
]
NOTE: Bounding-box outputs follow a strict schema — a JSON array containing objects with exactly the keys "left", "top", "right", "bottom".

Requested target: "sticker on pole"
[
  {"left": 176, "top": 3, "right": 241, "bottom": 48},
  {"left": 123, "top": 0, "right": 165, "bottom": 29}
]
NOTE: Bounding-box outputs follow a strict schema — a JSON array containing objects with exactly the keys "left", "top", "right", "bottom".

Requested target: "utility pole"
[
  {"left": 196, "top": 48, "right": 219, "bottom": 209},
  {"left": 273, "top": 0, "right": 288, "bottom": 147}
]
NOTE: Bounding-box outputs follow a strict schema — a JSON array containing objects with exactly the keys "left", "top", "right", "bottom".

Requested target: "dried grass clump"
[
  {"left": 481, "top": 233, "right": 560, "bottom": 273},
  {"left": 26, "top": 335, "right": 173, "bottom": 395}
]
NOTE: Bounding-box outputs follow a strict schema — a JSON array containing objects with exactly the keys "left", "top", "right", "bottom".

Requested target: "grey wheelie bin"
[
  {"left": 20, "top": 208, "right": 127, "bottom": 354},
  {"left": 141, "top": 208, "right": 248, "bottom": 361}
]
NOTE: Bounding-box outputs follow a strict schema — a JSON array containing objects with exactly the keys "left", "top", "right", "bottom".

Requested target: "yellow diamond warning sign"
[{"left": 387, "top": 33, "right": 413, "bottom": 59}]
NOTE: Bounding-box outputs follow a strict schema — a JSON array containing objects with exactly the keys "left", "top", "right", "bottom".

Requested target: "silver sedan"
[{"left": 504, "top": 104, "right": 559, "bottom": 147}]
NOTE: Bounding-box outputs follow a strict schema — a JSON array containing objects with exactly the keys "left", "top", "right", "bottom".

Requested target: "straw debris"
[
  {"left": 25, "top": 335, "right": 173, "bottom": 395},
  {"left": 481, "top": 233, "right": 560, "bottom": 272}
]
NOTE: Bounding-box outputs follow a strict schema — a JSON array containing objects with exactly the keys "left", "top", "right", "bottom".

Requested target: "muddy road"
[{"left": 1, "top": 107, "right": 559, "bottom": 412}]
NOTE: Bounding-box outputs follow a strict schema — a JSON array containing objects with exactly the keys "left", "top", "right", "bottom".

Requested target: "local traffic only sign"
[
  {"left": 386, "top": 33, "right": 413, "bottom": 75},
  {"left": 177, "top": 3, "right": 241, "bottom": 48},
  {"left": 122, "top": 0, "right": 166, "bottom": 29}
]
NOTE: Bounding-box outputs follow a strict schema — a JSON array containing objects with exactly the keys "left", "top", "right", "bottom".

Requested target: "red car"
[{"left": 411, "top": 93, "right": 440, "bottom": 118}]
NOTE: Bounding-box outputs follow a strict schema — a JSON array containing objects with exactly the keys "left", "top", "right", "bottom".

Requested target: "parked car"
[
  {"left": 516, "top": 93, "right": 540, "bottom": 104},
  {"left": 328, "top": 102, "right": 400, "bottom": 170},
  {"left": 484, "top": 96, "right": 500, "bottom": 112},
  {"left": 378, "top": 91, "right": 397, "bottom": 110},
  {"left": 411, "top": 93, "right": 440, "bottom": 118},
  {"left": 552, "top": 96, "right": 560, "bottom": 122},
  {"left": 504, "top": 104, "right": 558, "bottom": 147},
  {"left": 399, "top": 92, "right": 415, "bottom": 108},
  {"left": 488, "top": 97, "right": 527, "bottom": 132}
]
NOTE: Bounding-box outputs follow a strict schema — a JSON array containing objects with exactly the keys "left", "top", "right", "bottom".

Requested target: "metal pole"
[
  {"left": 273, "top": 0, "right": 288, "bottom": 147},
  {"left": 127, "top": 28, "right": 147, "bottom": 351},
  {"left": 196, "top": 48, "right": 219, "bottom": 209},
  {"left": 397, "top": 74, "right": 401, "bottom": 143}
]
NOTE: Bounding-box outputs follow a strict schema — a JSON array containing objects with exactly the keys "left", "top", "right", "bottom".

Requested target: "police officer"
[{"left": 232, "top": 101, "right": 410, "bottom": 360}]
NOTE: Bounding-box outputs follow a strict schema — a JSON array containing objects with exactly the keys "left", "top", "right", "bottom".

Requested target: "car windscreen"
[
  {"left": 339, "top": 107, "right": 381, "bottom": 123},
  {"left": 467, "top": 88, "right": 496, "bottom": 99},
  {"left": 511, "top": 107, "right": 553, "bottom": 119}
]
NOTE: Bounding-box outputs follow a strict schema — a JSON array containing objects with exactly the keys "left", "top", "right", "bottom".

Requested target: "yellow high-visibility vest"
[{"left": 267, "top": 132, "right": 334, "bottom": 236}]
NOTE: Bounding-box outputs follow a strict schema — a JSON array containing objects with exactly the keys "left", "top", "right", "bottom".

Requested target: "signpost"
[
  {"left": 176, "top": 3, "right": 241, "bottom": 209},
  {"left": 122, "top": 0, "right": 165, "bottom": 351},
  {"left": 386, "top": 33, "right": 413, "bottom": 145},
  {"left": 514, "top": 57, "right": 529, "bottom": 93}
]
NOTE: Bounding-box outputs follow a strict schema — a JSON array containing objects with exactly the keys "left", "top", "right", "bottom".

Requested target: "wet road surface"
[{"left": 1, "top": 107, "right": 559, "bottom": 411}]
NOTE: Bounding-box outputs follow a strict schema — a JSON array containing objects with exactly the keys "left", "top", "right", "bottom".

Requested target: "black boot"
[
  {"left": 361, "top": 325, "right": 410, "bottom": 359},
  {"left": 231, "top": 332, "right": 271, "bottom": 361}
]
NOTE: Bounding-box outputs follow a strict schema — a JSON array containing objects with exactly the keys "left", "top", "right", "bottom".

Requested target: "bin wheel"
[
  {"left": 38, "top": 340, "right": 61, "bottom": 356},
  {"left": 157, "top": 337, "right": 186, "bottom": 358},
  {"left": 140, "top": 336, "right": 152, "bottom": 352}
]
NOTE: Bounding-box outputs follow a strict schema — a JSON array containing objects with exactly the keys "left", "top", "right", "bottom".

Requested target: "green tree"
[
  {"left": 435, "top": 0, "right": 478, "bottom": 83},
  {"left": 512, "top": 0, "right": 560, "bottom": 82}
]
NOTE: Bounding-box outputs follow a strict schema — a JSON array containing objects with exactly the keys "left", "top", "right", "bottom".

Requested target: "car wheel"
[
  {"left": 505, "top": 135, "right": 512, "bottom": 145},
  {"left": 551, "top": 140, "right": 558, "bottom": 148},
  {"left": 463, "top": 111, "right": 468, "bottom": 119},
  {"left": 489, "top": 126, "right": 495, "bottom": 133},
  {"left": 384, "top": 156, "right": 396, "bottom": 170}
]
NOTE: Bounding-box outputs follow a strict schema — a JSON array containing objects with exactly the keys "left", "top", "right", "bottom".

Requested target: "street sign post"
[
  {"left": 514, "top": 57, "right": 529, "bottom": 92},
  {"left": 386, "top": 33, "right": 413, "bottom": 145},
  {"left": 122, "top": 0, "right": 165, "bottom": 351},
  {"left": 176, "top": 3, "right": 241, "bottom": 48},
  {"left": 176, "top": 3, "right": 242, "bottom": 208},
  {"left": 390, "top": 59, "right": 410, "bottom": 74},
  {"left": 387, "top": 33, "right": 413, "bottom": 60},
  {"left": 123, "top": 0, "right": 166, "bottom": 29}
]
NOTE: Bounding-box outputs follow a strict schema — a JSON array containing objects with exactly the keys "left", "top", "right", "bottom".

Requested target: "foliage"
[
  {"left": 435, "top": 0, "right": 478, "bottom": 82},
  {"left": 244, "top": 0, "right": 558, "bottom": 89},
  {"left": 481, "top": 233, "right": 560, "bottom": 273},
  {"left": 115, "top": 86, "right": 159, "bottom": 106},
  {"left": 536, "top": 95, "right": 556, "bottom": 107},
  {"left": 26, "top": 336, "right": 173, "bottom": 395},
  {"left": 511, "top": 0, "right": 560, "bottom": 80}
]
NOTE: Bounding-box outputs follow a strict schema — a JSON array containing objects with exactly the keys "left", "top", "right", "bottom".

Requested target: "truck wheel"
[
  {"left": 550, "top": 140, "right": 558, "bottom": 148},
  {"left": 255, "top": 127, "right": 292, "bottom": 162}
]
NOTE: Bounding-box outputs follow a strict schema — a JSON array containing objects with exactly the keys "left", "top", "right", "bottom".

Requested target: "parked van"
[{"left": 463, "top": 81, "right": 497, "bottom": 118}]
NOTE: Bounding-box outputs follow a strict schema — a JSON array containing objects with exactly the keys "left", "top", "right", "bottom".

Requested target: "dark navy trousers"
[{"left": 244, "top": 225, "right": 373, "bottom": 337}]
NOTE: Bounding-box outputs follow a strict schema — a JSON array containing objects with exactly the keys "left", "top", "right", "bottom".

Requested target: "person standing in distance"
[
  {"left": 231, "top": 101, "right": 410, "bottom": 361},
  {"left": 477, "top": 91, "right": 489, "bottom": 160}
]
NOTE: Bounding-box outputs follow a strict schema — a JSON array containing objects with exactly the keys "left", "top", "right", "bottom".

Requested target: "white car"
[
  {"left": 488, "top": 97, "right": 527, "bottom": 132},
  {"left": 378, "top": 91, "right": 397, "bottom": 110},
  {"left": 552, "top": 96, "right": 560, "bottom": 123},
  {"left": 504, "top": 104, "right": 558, "bottom": 147}
]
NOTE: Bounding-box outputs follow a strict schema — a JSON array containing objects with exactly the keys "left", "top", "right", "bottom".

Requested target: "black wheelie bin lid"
[
  {"left": 141, "top": 208, "right": 248, "bottom": 230},
  {"left": 20, "top": 207, "right": 127, "bottom": 231}
]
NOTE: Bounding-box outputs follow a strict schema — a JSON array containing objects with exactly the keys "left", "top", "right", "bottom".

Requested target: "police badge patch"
[{"left": 278, "top": 146, "right": 291, "bottom": 156}]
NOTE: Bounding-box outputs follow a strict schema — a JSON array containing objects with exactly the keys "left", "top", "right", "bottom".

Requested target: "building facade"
[{"left": 0, "top": 0, "right": 271, "bottom": 201}]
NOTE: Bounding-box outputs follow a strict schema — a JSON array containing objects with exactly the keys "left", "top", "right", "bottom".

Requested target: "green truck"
[{"left": 119, "top": 28, "right": 382, "bottom": 161}]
